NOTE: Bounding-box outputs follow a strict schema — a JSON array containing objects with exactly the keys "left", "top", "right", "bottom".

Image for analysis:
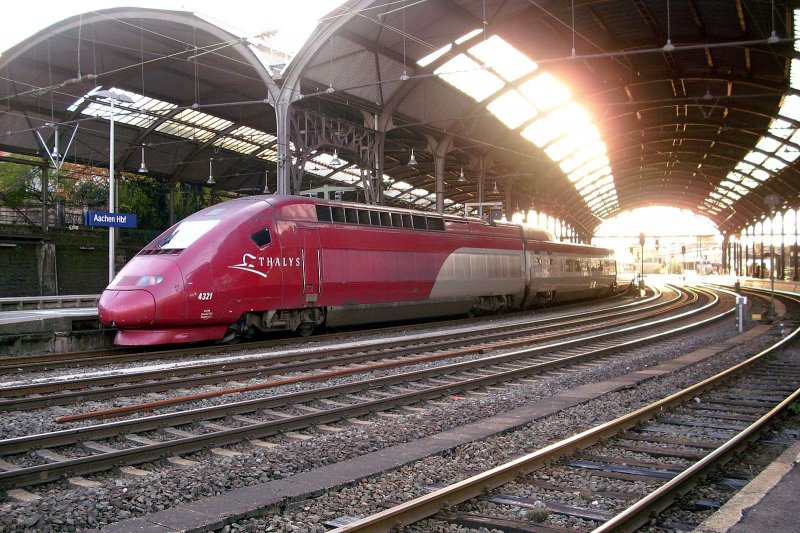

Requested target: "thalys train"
[{"left": 98, "top": 195, "right": 617, "bottom": 345}]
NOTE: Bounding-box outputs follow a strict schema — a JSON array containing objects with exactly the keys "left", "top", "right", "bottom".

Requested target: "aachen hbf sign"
[{"left": 86, "top": 211, "right": 138, "bottom": 228}]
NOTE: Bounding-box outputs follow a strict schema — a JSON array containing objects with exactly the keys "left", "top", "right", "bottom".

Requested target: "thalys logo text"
[{"left": 229, "top": 253, "right": 301, "bottom": 278}]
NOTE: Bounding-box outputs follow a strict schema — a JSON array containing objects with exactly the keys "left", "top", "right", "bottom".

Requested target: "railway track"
[
  {"left": 0, "top": 285, "right": 638, "bottom": 375},
  {"left": 328, "top": 290, "right": 800, "bottom": 532},
  {"left": 0, "top": 285, "right": 732, "bottom": 489},
  {"left": 0, "top": 286, "right": 684, "bottom": 412}
]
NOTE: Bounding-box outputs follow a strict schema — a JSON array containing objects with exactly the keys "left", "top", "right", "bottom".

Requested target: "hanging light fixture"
[
  {"left": 408, "top": 148, "right": 417, "bottom": 166},
  {"left": 138, "top": 144, "right": 148, "bottom": 173},
  {"left": 263, "top": 169, "right": 270, "bottom": 194},
  {"left": 207, "top": 157, "right": 215, "bottom": 185},
  {"left": 492, "top": 181, "right": 500, "bottom": 195},
  {"left": 458, "top": 168, "right": 466, "bottom": 182},
  {"left": 330, "top": 149, "right": 341, "bottom": 166}
]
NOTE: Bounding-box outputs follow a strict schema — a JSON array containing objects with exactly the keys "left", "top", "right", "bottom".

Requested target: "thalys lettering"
[{"left": 228, "top": 253, "right": 301, "bottom": 278}]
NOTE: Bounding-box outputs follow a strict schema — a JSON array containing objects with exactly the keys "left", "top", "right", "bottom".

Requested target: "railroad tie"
[
  {"left": 67, "top": 476, "right": 103, "bottom": 489},
  {"left": 5, "top": 489, "right": 41, "bottom": 503},
  {"left": 118, "top": 466, "right": 151, "bottom": 479}
]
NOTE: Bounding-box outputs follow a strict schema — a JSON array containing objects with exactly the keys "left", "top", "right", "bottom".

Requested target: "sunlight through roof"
[{"left": 701, "top": 8, "right": 800, "bottom": 218}]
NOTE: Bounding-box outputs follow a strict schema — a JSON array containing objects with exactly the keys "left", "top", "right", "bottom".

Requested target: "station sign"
[{"left": 86, "top": 211, "right": 138, "bottom": 228}]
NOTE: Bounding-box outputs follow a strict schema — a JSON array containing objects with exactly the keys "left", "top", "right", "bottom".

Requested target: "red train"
[{"left": 98, "top": 195, "right": 617, "bottom": 345}]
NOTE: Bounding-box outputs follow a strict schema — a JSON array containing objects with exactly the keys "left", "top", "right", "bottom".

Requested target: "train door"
[{"left": 301, "top": 228, "right": 321, "bottom": 303}]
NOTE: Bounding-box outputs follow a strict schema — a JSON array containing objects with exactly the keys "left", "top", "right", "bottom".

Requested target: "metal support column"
[
  {"left": 795, "top": 209, "right": 799, "bottom": 281},
  {"left": 169, "top": 181, "right": 176, "bottom": 226},
  {"left": 780, "top": 211, "right": 786, "bottom": 279},
  {"left": 744, "top": 230, "right": 749, "bottom": 276},
  {"left": 41, "top": 165, "right": 49, "bottom": 234},
  {"left": 760, "top": 222, "right": 766, "bottom": 278},
  {"left": 434, "top": 153, "right": 445, "bottom": 214},
  {"left": 275, "top": 99, "right": 292, "bottom": 195}
]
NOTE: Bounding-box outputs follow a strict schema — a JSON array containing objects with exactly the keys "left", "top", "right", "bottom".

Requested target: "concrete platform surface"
[{"left": 696, "top": 440, "right": 800, "bottom": 533}]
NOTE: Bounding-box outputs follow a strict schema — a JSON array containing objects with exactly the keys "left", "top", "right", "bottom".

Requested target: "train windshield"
[{"left": 158, "top": 219, "right": 220, "bottom": 249}]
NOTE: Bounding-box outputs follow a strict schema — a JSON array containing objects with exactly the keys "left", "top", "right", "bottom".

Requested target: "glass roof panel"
[
  {"left": 755, "top": 137, "right": 781, "bottom": 153},
  {"left": 775, "top": 143, "right": 800, "bottom": 162},
  {"left": 762, "top": 157, "right": 786, "bottom": 172},
  {"left": 455, "top": 29, "right": 483, "bottom": 44},
  {"left": 768, "top": 118, "right": 794, "bottom": 139},
  {"left": 435, "top": 54, "right": 505, "bottom": 102},
  {"left": 779, "top": 94, "right": 800, "bottom": 122},
  {"left": 417, "top": 43, "right": 452, "bottom": 67},
  {"left": 543, "top": 126, "right": 600, "bottom": 162},
  {"left": 468, "top": 35, "right": 538, "bottom": 82},
  {"left": 518, "top": 72, "right": 571, "bottom": 111},
  {"left": 750, "top": 168, "right": 770, "bottom": 181},
  {"left": 743, "top": 151, "right": 767, "bottom": 165},
  {"left": 558, "top": 141, "right": 606, "bottom": 174},
  {"left": 487, "top": 90, "right": 538, "bottom": 129},
  {"left": 740, "top": 176, "right": 760, "bottom": 188}
]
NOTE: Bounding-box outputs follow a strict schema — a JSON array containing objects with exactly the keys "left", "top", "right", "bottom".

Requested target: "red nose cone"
[{"left": 99, "top": 289, "right": 156, "bottom": 327}]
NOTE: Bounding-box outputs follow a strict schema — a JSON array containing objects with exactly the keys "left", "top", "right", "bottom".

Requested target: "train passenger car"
[
  {"left": 521, "top": 227, "right": 617, "bottom": 307},
  {"left": 98, "top": 195, "right": 615, "bottom": 345}
]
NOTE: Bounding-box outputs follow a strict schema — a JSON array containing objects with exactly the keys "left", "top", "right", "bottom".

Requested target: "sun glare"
[{"left": 594, "top": 206, "right": 719, "bottom": 238}]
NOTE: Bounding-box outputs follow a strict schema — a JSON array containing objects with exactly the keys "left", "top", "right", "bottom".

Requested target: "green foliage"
[
  {"left": 0, "top": 160, "right": 39, "bottom": 207},
  {"left": 119, "top": 175, "right": 169, "bottom": 230}
]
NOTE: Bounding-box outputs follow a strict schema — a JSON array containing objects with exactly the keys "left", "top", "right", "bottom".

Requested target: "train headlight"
[{"left": 135, "top": 275, "right": 164, "bottom": 286}]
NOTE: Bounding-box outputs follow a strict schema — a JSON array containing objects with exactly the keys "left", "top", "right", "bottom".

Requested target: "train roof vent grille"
[{"left": 138, "top": 248, "right": 184, "bottom": 256}]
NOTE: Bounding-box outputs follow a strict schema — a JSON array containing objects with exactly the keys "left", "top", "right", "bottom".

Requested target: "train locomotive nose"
[{"left": 99, "top": 289, "right": 156, "bottom": 327}]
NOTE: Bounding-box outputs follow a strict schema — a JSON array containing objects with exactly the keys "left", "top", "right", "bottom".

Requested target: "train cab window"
[
  {"left": 345, "top": 208, "right": 359, "bottom": 224},
  {"left": 358, "top": 210, "right": 371, "bottom": 225},
  {"left": 332, "top": 207, "right": 345, "bottom": 223},
  {"left": 426, "top": 217, "right": 445, "bottom": 231},
  {"left": 412, "top": 215, "right": 427, "bottom": 230},
  {"left": 370, "top": 211, "right": 381, "bottom": 225},
  {"left": 157, "top": 219, "right": 220, "bottom": 249},
  {"left": 380, "top": 211, "right": 391, "bottom": 226},
  {"left": 250, "top": 228, "right": 271, "bottom": 248},
  {"left": 315, "top": 205, "right": 332, "bottom": 222},
  {"left": 402, "top": 214, "right": 413, "bottom": 229}
]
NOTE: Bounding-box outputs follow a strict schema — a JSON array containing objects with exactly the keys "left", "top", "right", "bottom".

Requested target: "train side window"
[
  {"left": 332, "top": 207, "right": 345, "bottom": 223},
  {"left": 345, "top": 208, "right": 359, "bottom": 224},
  {"left": 358, "top": 209, "right": 371, "bottom": 225},
  {"left": 426, "top": 217, "right": 445, "bottom": 231},
  {"left": 250, "top": 228, "right": 271, "bottom": 248},
  {"left": 412, "top": 215, "right": 427, "bottom": 230},
  {"left": 391, "top": 213, "right": 402, "bottom": 227},
  {"left": 369, "top": 211, "right": 381, "bottom": 225},
  {"left": 565, "top": 259, "right": 573, "bottom": 272},
  {"left": 380, "top": 211, "right": 391, "bottom": 226},
  {"left": 315, "top": 205, "right": 332, "bottom": 222},
  {"left": 402, "top": 214, "right": 413, "bottom": 229}
]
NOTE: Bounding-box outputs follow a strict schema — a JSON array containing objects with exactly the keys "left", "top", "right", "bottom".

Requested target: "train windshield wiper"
[{"left": 158, "top": 229, "right": 179, "bottom": 249}]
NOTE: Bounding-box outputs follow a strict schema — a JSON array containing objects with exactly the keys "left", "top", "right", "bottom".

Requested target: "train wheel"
[{"left": 297, "top": 323, "right": 315, "bottom": 337}]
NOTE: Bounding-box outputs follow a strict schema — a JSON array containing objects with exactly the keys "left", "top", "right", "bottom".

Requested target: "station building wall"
[{"left": 0, "top": 227, "right": 157, "bottom": 297}]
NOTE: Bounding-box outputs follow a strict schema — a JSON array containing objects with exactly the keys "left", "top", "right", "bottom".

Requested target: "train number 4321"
[{"left": 198, "top": 292, "right": 214, "bottom": 301}]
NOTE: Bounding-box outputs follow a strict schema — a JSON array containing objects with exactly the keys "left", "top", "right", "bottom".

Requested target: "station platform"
[
  {"left": 697, "top": 439, "right": 800, "bottom": 532},
  {"left": 0, "top": 295, "right": 110, "bottom": 354}
]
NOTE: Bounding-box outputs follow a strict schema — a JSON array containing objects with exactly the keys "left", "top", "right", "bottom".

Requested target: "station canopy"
[{"left": 0, "top": 1, "right": 798, "bottom": 238}]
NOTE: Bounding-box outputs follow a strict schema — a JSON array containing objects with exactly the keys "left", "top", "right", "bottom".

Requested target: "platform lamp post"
[
  {"left": 95, "top": 89, "right": 134, "bottom": 283},
  {"left": 638, "top": 232, "right": 645, "bottom": 293},
  {"left": 764, "top": 194, "right": 781, "bottom": 320}
]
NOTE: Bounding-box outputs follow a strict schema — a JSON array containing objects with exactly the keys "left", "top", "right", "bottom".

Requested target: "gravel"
[{"left": 0, "top": 302, "right": 788, "bottom": 532}]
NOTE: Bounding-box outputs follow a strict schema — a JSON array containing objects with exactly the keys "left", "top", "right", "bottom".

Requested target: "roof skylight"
[
  {"left": 468, "top": 35, "right": 538, "bottom": 82},
  {"left": 425, "top": 33, "right": 619, "bottom": 218},
  {"left": 434, "top": 54, "right": 505, "bottom": 102}
]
